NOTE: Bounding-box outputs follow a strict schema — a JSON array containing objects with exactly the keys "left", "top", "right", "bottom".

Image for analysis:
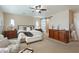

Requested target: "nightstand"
[{"left": 3, "top": 30, "right": 17, "bottom": 39}]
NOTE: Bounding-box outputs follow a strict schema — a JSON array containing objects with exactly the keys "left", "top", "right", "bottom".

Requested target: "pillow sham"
[
  {"left": 18, "top": 26, "right": 24, "bottom": 30},
  {"left": 27, "top": 27, "right": 31, "bottom": 31}
]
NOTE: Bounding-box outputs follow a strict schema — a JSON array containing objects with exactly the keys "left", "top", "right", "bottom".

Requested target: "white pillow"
[
  {"left": 27, "top": 27, "right": 31, "bottom": 31},
  {"left": 19, "top": 26, "right": 24, "bottom": 30},
  {"left": 17, "top": 30, "right": 26, "bottom": 33},
  {"left": 0, "top": 34, "right": 4, "bottom": 39},
  {"left": 0, "top": 48, "right": 9, "bottom": 53},
  {"left": 8, "top": 44, "right": 19, "bottom": 53},
  {"left": 0, "top": 38, "right": 11, "bottom": 48}
]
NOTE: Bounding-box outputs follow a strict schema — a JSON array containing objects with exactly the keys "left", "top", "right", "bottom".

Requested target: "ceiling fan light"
[
  {"left": 33, "top": 5, "right": 37, "bottom": 8},
  {"left": 36, "top": 10, "right": 40, "bottom": 12},
  {"left": 39, "top": 11, "right": 41, "bottom": 13}
]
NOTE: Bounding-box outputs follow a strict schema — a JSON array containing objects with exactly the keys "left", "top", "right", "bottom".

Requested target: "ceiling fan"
[
  {"left": 40, "top": 16, "right": 53, "bottom": 19},
  {"left": 30, "top": 5, "right": 47, "bottom": 13}
]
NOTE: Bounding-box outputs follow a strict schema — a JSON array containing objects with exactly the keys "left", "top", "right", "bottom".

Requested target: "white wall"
[
  {"left": 74, "top": 13, "right": 79, "bottom": 39},
  {"left": 49, "top": 10, "right": 69, "bottom": 30},
  {"left": 4, "top": 13, "right": 34, "bottom": 30}
]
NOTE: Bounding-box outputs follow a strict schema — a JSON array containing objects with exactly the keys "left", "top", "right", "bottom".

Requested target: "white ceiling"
[{"left": 0, "top": 5, "right": 79, "bottom": 17}]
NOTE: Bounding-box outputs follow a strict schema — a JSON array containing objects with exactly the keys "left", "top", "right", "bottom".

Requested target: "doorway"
[{"left": 41, "top": 18, "right": 49, "bottom": 36}]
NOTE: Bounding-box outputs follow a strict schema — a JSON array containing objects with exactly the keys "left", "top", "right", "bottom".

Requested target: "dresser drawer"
[
  {"left": 3, "top": 30, "right": 17, "bottom": 39},
  {"left": 49, "top": 29, "right": 69, "bottom": 43}
]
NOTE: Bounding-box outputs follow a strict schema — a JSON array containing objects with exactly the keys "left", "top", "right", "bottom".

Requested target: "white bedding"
[{"left": 18, "top": 30, "right": 43, "bottom": 43}]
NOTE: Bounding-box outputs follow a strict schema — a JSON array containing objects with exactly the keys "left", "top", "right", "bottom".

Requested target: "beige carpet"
[{"left": 17, "top": 36, "right": 79, "bottom": 53}]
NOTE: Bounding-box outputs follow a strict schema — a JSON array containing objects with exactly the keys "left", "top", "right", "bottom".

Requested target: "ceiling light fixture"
[{"left": 30, "top": 5, "right": 47, "bottom": 14}]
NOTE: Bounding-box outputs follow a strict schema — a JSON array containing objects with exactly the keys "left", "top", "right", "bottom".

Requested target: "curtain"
[{"left": 0, "top": 17, "right": 3, "bottom": 33}]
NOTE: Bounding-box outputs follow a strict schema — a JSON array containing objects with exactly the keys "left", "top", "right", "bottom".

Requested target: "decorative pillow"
[
  {"left": 23, "top": 27, "right": 27, "bottom": 30},
  {"left": 8, "top": 44, "right": 19, "bottom": 53},
  {"left": 19, "top": 26, "right": 24, "bottom": 30},
  {"left": 23, "top": 32, "right": 33, "bottom": 37},
  {"left": 27, "top": 27, "right": 31, "bottom": 31},
  {"left": 30, "top": 27, "right": 34, "bottom": 30},
  {"left": 0, "top": 38, "right": 11, "bottom": 48}
]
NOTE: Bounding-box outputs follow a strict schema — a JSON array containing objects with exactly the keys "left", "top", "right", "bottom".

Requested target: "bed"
[{"left": 17, "top": 25, "right": 43, "bottom": 43}]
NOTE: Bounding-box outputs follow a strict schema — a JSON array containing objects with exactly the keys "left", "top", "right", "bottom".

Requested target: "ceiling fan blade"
[
  {"left": 38, "top": 5, "right": 41, "bottom": 8},
  {"left": 40, "top": 9, "right": 47, "bottom": 11},
  {"left": 29, "top": 7, "right": 35, "bottom": 9},
  {"left": 47, "top": 16, "right": 53, "bottom": 19},
  {"left": 35, "top": 5, "right": 41, "bottom": 9},
  {"left": 50, "top": 16, "right": 53, "bottom": 17}
]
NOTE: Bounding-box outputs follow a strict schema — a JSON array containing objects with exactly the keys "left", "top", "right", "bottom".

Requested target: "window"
[
  {"left": 9, "top": 19, "right": 15, "bottom": 30},
  {"left": 35, "top": 19, "right": 39, "bottom": 29},
  {"left": 9, "top": 19, "right": 15, "bottom": 27},
  {"left": 41, "top": 18, "right": 46, "bottom": 32}
]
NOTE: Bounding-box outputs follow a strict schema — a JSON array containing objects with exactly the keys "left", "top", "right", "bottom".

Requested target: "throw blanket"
[{"left": 18, "top": 32, "right": 33, "bottom": 37}]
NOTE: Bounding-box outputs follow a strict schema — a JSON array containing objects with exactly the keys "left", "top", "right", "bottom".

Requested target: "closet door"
[{"left": 0, "top": 17, "right": 3, "bottom": 33}]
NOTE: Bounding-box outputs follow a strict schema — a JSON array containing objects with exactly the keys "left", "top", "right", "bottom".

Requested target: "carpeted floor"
[{"left": 18, "top": 36, "right": 79, "bottom": 53}]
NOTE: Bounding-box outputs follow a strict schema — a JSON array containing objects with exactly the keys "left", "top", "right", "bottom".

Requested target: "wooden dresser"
[
  {"left": 49, "top": 29, "right": 69, "bottom": 43},
  {"left": 3, "top": 30, "right": 17, "bottom": 39}
]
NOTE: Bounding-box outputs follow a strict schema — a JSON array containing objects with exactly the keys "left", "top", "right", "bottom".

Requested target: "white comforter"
[
  {"left": 29, "top": 30, "right": 43, "bottom": 37},
  {"left": 18, "top": 30, "right": 43, "bottom": 43}
]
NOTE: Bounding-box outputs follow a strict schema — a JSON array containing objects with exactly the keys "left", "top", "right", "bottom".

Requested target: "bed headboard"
[{"left": 17, "top": 25, "right": 34, "bottom": 31}]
